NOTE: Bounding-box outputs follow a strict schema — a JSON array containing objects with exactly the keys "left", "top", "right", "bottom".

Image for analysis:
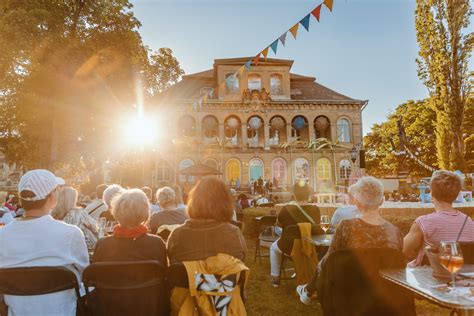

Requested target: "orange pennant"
[
  {"left": 253, "top": 54, "right": 261, "bottom": 65},
  {"left": 261, "top": 47, "right": 269, "bottom": 59},
  {"left": 324, "top": 0, "right": 333, "bottom": 12},
  {"left": 238, "top": 66, "right": 245, "bottom": 75},
  {"left": 289, "top": 23, "right": 299, "bottom": 39}
]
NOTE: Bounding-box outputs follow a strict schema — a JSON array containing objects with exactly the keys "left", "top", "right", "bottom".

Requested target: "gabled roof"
[{"left": 159, "top": 57, "right": 361, "bottom": 103}]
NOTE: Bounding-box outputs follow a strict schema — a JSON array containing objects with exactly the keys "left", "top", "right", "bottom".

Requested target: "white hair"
[
  {"left": 111, "top": 189, "right": 149, "bottom": 228},
  {"left": 103, "top": 184, "right": 124, "bottom": 207},
  {"left": 353, "top": 176, "right": 384, "bottom": 208}
]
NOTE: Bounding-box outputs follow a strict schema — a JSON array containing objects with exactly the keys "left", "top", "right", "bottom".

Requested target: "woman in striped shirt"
[{"left": 403, "top": 170, "right": 474, "bottom": 266}]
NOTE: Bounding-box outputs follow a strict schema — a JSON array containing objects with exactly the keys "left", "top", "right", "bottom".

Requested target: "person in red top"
[{"left": 403, "top": 170, "right": 474, "bottom": 266}]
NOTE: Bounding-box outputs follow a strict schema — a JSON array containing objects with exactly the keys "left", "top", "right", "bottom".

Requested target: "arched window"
[
  {"left": 270, "top": 74, "right": 283, "bottom": 95},
  {"left": 226, "top": 158, "right": 241, "bottom": 183},
  {"left": 156, "top": 159, "right": 171, "bottom": 182},
  {"left": 225, "top": 116, "right": 241, "bottom": 146},
  {"left": 317, "top": 158, "right": 331, "bottom": 180},
  {"left": 178, "top": 115, "right": 196, "bottom": 137},
  {"left": 225, "top": 73, "right": 239, "bottom": 93},
  {"left": 179, "top": 158, "right": 194, "bottom": 182},
  {"left": 337, "top": 118, "right": 351, "bottom": 142},
  {"left": 249, "top": 158, "right": 264, "bottom": 182},
  {"left": 291, "top": 115, "right": 309, "bottom": 142},
  {"left": 247, "top": 74, "right": 261, "bottom": 91},
  {"left": 247, "top": 116, "right": 264, "bottom": 148},
  {"left": 339, "top": 159, "right": 352, "bottom": 179},
  {"left": 269, "top": 116, "right": 287, "bottom": 146},
  {"left": 314, "top": 116, "right": 331, "bottom": 140},
  {"left": 202, "top": 115, "right": 219, "bottom": 143},
  {"left": 294, "top": 158, "right": 310, "bottom": 182},
  {"left": 272, "top": 158, "right": 287, "bottom": 187},
  {"left": 204, "top": 158, "right": 219, "bottom": 172}
]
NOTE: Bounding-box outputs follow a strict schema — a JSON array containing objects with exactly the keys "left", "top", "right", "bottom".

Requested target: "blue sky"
[{"left": 130, "top": 0, "right": 452, "bottom": 135}]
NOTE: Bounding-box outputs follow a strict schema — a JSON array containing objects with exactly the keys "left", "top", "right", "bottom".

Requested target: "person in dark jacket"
[
  {"left": 167, "top": 177, "right": 247, "bottom": 265},
  {"left": 93, "top": 189, "right": 166, "bottom": 266}
]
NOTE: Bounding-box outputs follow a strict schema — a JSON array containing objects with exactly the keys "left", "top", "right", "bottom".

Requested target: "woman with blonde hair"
[{"left": 52, "top": 186, "right": 98, "bottom": 249}]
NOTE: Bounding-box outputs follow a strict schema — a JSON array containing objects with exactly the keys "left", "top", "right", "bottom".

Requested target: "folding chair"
[
  {"left": 0, "top": 266, "right": 84, "bottom": 315},
  {"left": 82, "top": 260, "right": 166, "bottom": 316},
  {"left": 253, "top": 215, "right": 278, "bottom": 264}
]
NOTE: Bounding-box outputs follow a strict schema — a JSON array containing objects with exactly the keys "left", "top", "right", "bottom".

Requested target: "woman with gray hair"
[
  {"left": 148, "top": 186, "right": 187, "bottom": 234},
  {"left": 98, "top": 184, "right": 124, "bottom": 221},
  {"left": 52, "top": 186, "right": 98, "bottom": 249},
  {"left": 92, "top": 189, "right": 166, "bottom": 265},
  {"left": 296, "top": 176, "right": 403, "bottom": 305}
]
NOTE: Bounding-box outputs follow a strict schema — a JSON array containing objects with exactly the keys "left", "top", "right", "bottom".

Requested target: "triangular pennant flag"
[
  {"left": 279, "top": 33, "right": 287, "bottom": 46},
  {"left": 324, "top": 0, "right": 333, "bottom": 12},
  {"left": 311, "top": 4, "right": 322, "bottom": 22},
  {"left": 202, "top": 94, "right": 208, "bottom": 102},
  {"left": 244, "top": 60, "right": 251, "bottom": 69},
  {"left": 261, "top": 47, "right": 269, "bottom": 59},
  {"left": 253, "top": 54, "right": 261, "bottom": 65},
  {"left": 238, "top": 66, "right": 245, "bottom": 75},
  {"left": 270, "top": 39, "right": 279, "bottom": 54},
  {"left": 300, "top": 14, "right": 311, "bottom": 32},
  {"left": 289, "top": 23, "right": 299, "bottom": 39},
  {"left": 193, "top": 101, "right": 198, "bottom": 110},
  {"left": 208, "top": 88, "right": 214, "bottom": 98},
  {"left": 198, "top": 98, "right": 203, "bottom": 109}
]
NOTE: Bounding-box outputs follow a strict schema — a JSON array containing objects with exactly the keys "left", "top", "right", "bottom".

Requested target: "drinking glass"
[
  {"left": 105, "top": 221, "right": 116, "bottom": 235},
  {"left": 439, "top": 241, "right": 464, "bottom": 294},
  {"left": 320, "top": 215, "right": 331, "bottom": 239}
]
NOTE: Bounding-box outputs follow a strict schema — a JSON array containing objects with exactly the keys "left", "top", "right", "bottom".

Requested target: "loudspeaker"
[{"left": 359, "top": 150, "right": 366, "bottom": 169}]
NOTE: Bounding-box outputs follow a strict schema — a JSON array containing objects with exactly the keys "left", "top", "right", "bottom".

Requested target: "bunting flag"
[
  {"left": 324, "top": 0, "right": 333, "bottom": 12},
  {"left": 270, "top": 39, "right": 279, "bottom": 54},
  {"left": 289, "top": 23, "right": 299, "bottom": 39},
  {"left": 279, "top": 33, "right": 287, "bottom": 46},
  {"left": 191, "top": 1, "right": 337, "bottom": 111},
  {"left": 300, "top": 14, "right": 311, "bottom": 31},
  {"left": 311, "top": 4, "right": 322, "bottom": 22}
]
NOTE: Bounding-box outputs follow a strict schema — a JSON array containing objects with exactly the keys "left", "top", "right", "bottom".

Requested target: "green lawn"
[{"left": 242, "top": 239, "right": 451, "bottom": 316}]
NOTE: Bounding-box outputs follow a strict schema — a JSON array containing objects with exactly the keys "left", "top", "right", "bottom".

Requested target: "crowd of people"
[{"left": 0, "top": 168, "right": 473, "bottom": 314}]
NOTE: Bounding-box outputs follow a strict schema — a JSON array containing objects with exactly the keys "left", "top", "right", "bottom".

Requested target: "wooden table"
[
  {"left": 380, "top": 265, "right": 474, "bottom": 315},
  {"left": 304, "top": 234, "right": 333, "bottom": 247}
]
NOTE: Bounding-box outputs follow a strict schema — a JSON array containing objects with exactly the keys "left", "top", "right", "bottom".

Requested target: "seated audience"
[
  {"left": 0, "top": 170, "right": 88, "bottom": 316},
  {"left": 330, "top": 184, "right": 361, "bottom": 228},
  {"left": 141, "top": 186, "right": 160, "bottom": 214},
  {"left": 167, "top": 177, "right": 247, "bottom": 265},
  {"left": 296, "top": 176, "right": 402, "bottom": 305},
  {"left": 256, "top": 195, "right": 269, "bottom": 205},
  {"left": 93, "top": 189, "right": 166, "bottom": 265},
  {"left": 51, "top": 186, "right": 99, "bottom": 250},
  {"left": 403, "top": 170, "right": 474, "bottom": 266},
  {"left": 98, "top": 184, "right": 124, "bottom": 221},
  {"left": 238, "top": 193, "right": 250, "bottom": 210},
  {"left": 148, "top": 187, "right": 187, "bottom": 234},
  {"left": 269, "top": 182, "right": 321, "bottom": 287},
  {"left": 85, "top": 183, "right": 108, "bottom": 220}
]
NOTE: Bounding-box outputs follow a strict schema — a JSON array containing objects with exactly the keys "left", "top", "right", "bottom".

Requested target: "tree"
[
  {"left": 0, "top": 1, "right": 183, "bottom": 169},
  {"left": 364, "top": 100, "right": 438, "bottom": 177},
  {"left": 415, "top": 0, "right": 473, "bottom": 170}
]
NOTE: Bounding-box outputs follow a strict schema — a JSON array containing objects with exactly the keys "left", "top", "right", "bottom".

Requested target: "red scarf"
[{"left": 113, "top": 224, "right": 148, "bottom": 239}]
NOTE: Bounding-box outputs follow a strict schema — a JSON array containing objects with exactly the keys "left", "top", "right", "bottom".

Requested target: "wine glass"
[
  {"left": 97, "top": 217, "right": 107, "bottom": 237},
  {"left": 439, "top": 241, "right": 464, "bottom": 294},
  {"left": 320, "top": 215, "right": 331, "bottom": 240}
]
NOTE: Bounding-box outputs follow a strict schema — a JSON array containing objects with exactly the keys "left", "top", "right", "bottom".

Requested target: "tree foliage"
[
  {"left": 0, "top": 0, "right": 184, "bottom": 170},
  {"left": 415, "top": 0, "right": 473, "bottom": 170},
  {"left": 364, "top": 100, "right": 438, "bottom": 178}
]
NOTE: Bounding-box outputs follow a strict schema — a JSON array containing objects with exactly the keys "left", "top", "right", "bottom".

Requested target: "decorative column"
[
  {"left": 309, "top": 121, "right": 316, "bottom": 142},
  {"left": 219, "top": 123, "right": 225, "bottom": 142},
  {"left": 264, "top": 123, "right": 270, "bottom": 150},
  {"left": 241, "top": 123, "right": 247, "bottom": 151}
]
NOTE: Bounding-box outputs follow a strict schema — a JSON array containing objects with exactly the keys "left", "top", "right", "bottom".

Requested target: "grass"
[{"left": 242, "top": 238, "right": 451, "bottom": 316}]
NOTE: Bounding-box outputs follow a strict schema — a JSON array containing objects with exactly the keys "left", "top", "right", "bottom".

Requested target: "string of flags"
[{"left": 193, "top": 0, "right": 334, "bottom": 110}]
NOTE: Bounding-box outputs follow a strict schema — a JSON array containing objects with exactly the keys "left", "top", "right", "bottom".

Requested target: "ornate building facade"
[{"left": 156, "top": 57, "right": 367, "bottom": 192}]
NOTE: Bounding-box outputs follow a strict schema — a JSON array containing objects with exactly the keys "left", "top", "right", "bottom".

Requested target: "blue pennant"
[
  {"left": 270, "top": 39, "right": 279, "bottom": 54},
  {"left": 245, "top": 60, "right": 251, "bottom": 69},
  {"left": 300, "top": 14, "right": 310, "bottom": 32},
  {"left": 279, "top": 33, "right": 287, "bottom": 46}
]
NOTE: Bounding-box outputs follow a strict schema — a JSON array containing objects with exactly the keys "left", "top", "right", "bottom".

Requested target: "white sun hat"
[{"left": 18, "top": 169, "right": 65, "bottom": 201}]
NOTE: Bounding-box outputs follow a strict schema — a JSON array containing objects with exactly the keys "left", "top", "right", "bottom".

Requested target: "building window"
[
  {"left": 179, "top": 158, "right": 194, "bottom": 182},
  {"left": 337, "top": 118, "right": 351, "bottom": 142},
  {"left": 317, "top": 158, "right": 331, "bottom": 180},
  {"left": 291, "top": 115, "right": 309, "bottom": 142},
  {"left": 270, "top": 74, "right": 283, "bottom": 95},
  {"left": 247, "top": 74, "right": 261, "bottom": 91},
  {"left": 294, "top": 158, "right": 310, "bottom": 183},
  {"left": 202, "top": 115, "right": 219, "bottom": 143},
  {"left": 249, "top": 158, "right": 264, "bottom": 182},
  {"left": 156, "top": 159, "right": 171, "bottom": 183},
  {"left": 225, "top": 116, "right": 240, "bottom": 146},
  {"left": 339, "top": 159, "right": 352, "bottom": 179},
  {"left": 204, "top": 158, "right": 219, "bottom": 171},
  {"left": 225, "top": 73, "right": 239, "bottom": 93},
  {"left": 272, "top": 158, "right": 286, "bottom": 187},
  {"left": 314, "top": 116, "right": 331, "bottom": 140},
  {"left": 178, "top": 115, "right": 196, "bottom": 137},
  {"left": 226, "top": 158, "right": 241, "bottom": 183},
  {"left": 247, "top": 116, "right": 263, "bottom": 148}
]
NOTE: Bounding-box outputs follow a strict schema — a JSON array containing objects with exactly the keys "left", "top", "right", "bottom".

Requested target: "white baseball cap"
[{"left": 18, "top": 169, "right": 65, "bottom": 201}]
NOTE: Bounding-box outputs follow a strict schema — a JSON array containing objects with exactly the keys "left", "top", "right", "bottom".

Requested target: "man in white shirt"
[
  {"left": 84, "top": 183, "right": 108, "bottom": 220},
  {"left": 0, "top": 169, "right": 89, "bottom": 316}
]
